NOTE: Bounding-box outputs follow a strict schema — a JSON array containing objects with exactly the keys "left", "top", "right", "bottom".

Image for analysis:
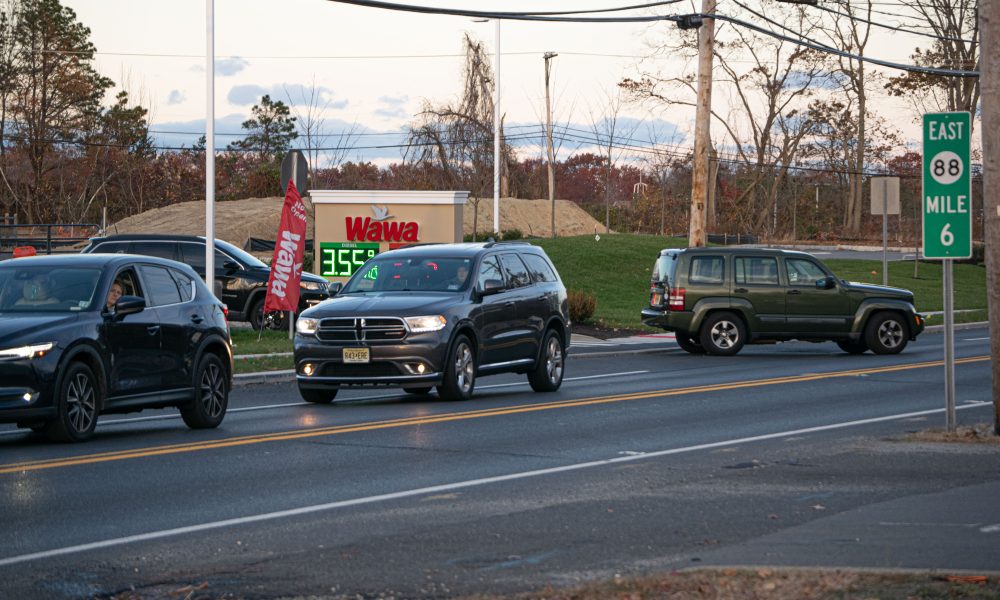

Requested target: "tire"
[
  {"left": 437, "top": 334, "right": 476, "bottom": 401},
  {"left": 675, "top": 334, "right": 706, "bottom": 355},
  {"left": 528, "top": 329, "right": 566, "bottom": 392},
  {"left": 249, "top": 298, "right": 286, "bottom": 331},
  {"left": 836, "top": 339, "right": 869, "bottom": 354},
  {"left": 45, "top": 362, "right": 100, "bottom": 443},
  {"left": 180, "top": 354, "right": 229, "bottom": 429},
  {"left": 299, "top": 387, "right": 338, "bottom": 404},
  {"left": 864, "top": 312, "right": 909, "bottom": 355},
  {"left": 403, "top": 387, "right": 433, "bottom": 395},
  {"left": 699, "top": 312, "right": 747, "bottom": 356}
]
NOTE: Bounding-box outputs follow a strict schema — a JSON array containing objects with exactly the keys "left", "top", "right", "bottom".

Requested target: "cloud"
[
  {"left": 378, "top": 95, "right": 409, "bottom": 107},
  {"left": 227, "top": 84, "right": 270, "bottom": 106},
  {"left": 167, "top": 90, "right": 186, "bottom": 105},
  {"left": 216, "top": 57, "right": 250, "bottom": 77},
  {"left": 374, "top": 107, "right": 408, "bottom": 119}
]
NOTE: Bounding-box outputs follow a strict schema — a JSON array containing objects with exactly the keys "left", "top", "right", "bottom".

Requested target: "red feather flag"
[{"left": 263, "top": 180, "right": 308, "bottom": 314}]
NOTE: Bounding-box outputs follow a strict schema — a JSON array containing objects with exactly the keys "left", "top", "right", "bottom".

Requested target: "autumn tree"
[{"left": 228, "top": 94, "right": 298, "bottom": 162}]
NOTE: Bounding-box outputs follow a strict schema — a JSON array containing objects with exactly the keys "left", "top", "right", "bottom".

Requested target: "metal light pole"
[
  {"left": 205, "top": 0, "right": 215, "bottom": 292},
  {"left": 544, "top": 51, "right": 557, "bottom": 238},
  {"left": 493, "top": 18, "right": 501, "bottom": 235}
]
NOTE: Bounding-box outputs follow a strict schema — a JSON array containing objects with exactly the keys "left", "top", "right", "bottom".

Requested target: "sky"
[{"left": 64, "top": 0, "right": 975, "bottom": 168}]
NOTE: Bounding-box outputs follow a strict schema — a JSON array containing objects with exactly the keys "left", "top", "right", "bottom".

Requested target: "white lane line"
[
  {"left": 962, "top": 337, "right": 990, "bottom": 342},
  {"left": 0, "top": 400, "right": 989, "bottom": 568},
  {"left": 0, "top": 370, "right": 650, "bottom": 436}
]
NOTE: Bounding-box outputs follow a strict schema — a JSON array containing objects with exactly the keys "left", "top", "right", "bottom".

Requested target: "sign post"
[
  {"left": 922, "top": 111, "right": 972, "bottom": 432},
  {"left": 870, "top": 177, "right": 899, "bottom": 286}
]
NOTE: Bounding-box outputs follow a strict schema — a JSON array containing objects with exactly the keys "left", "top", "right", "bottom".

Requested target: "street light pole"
[
  {"left": 493, "top": 19, "right": 501, "bottom": 236},
  {"left": 205, "top": 0, "right": 215, "bottom": 293},
  {"left": 544, "top": 51, "right": 557, "bottom": 238}
]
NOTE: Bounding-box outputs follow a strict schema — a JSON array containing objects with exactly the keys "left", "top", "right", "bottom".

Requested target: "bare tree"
[
  {"left": 284, "top": 78, "right": 361, "bottom": 175},
  {"left": 407, "top": 34, "right": 514, "bottom": 238},
  {"left": 589, "top": 88, "right": 640, "bottom": 234}
]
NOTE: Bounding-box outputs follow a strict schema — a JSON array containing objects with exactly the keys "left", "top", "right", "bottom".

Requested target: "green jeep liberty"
[{"left": 640, "top": 248, "right": 925, "bottom": 356}]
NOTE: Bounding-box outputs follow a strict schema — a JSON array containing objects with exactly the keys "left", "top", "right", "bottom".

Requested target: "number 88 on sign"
[{"left": 922, "top": 112, "right": 972, "bottom": 259}]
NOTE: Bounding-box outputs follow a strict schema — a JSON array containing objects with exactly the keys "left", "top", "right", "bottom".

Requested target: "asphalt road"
[{"left": 0, "top": 328, "right": 996, "bottom": 599}]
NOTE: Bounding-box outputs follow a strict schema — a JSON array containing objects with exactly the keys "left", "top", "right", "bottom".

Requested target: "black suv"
[
  {"left": 641, "top": 247, "right": 925, "bottom": 356},
  {"left": 294, "top": 242, "right": 570, "bottom": 403},
  {"left": 0, "top": 254, "right": 232, "bottom": 442},
  {"left": 82, "top": 234, "right": 331, "bottom": 329}
]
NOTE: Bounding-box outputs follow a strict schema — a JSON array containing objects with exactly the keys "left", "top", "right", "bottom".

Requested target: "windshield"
[
  {"left": 0, "top": 267, "right": 102, "bottom": 312},
  {"left": 342, "top": 256, "right": 474, "bottom": 294},
  {"left": 215, "top": 239, "right": 269, "bottom": 269}
]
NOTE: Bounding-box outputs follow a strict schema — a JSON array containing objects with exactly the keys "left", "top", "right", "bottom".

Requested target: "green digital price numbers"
[{"left": 319, "top": 242, "right": 379, "bottom": 278}]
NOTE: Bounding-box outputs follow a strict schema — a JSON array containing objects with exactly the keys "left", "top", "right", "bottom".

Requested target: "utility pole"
[
  {"left": 688, "top": 0, "right": 716, "bottom": 247},
  {"left": 980, "top": 0, "right": 1000, "bottom": 435},
  {"left": 544, "top": 51, "right": 558, "bottom": 238}
]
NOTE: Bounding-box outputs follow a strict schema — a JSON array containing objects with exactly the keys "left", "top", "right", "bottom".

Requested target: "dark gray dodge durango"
[{"left": 294, "top": 241, "right": 570, "bottom": 403}]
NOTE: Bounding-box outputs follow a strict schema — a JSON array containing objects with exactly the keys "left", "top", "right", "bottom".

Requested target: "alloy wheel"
[
  {"left": 877, "top": 319, "right": 903, "bottom": 349},
  {"left": 66, "top": 372, "right": 96, "bottom": 434},
  {"left": 710, "top": 320, "right": 739, "bottom": 349},
  {"left": 454, "top": 342, "right": 474, "bottom": 393},
  {"left": 200, "top": 363, "right": 226, "bottom": 418},
  {"left": 545, "top": 336, "right": 564, "bottom": 384}
]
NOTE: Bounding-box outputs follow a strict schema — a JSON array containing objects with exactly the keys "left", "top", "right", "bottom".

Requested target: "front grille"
[
  {"left": 316, "top": 317, "right": 407, "bottom": 343},
  {"left": 321, "top": 363, "right": 402, "bottom": 377}
]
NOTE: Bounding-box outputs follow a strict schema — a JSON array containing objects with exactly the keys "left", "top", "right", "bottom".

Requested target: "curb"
[{"left": 924, "top": 321, "right": 989, "bottom": 334}]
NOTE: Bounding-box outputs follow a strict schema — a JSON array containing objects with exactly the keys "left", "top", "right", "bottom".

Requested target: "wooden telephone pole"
[
  {"left": 688, "top": 0, "right": 716, "bottom": 247},
  {"left": 981, "top": 0, "right": 1000, "bottom": 435},
  {"left": 544, "top": 52, "right": 558, "bottom": 238}
]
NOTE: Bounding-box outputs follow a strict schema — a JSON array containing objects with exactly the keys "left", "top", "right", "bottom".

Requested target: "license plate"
[{"left": 343, "top": 348, "right": 370, "bottom": 363}]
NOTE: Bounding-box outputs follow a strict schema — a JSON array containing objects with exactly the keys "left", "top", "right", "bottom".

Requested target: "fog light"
[
  {"left": 302, "top": 363, "right": 315, "bottom": 376},
  {"left": 417, "top": 363, "right": 426, "bottom": 374},
  {"left": 22, "top": 393, "right": 33, "bottom": 402}
]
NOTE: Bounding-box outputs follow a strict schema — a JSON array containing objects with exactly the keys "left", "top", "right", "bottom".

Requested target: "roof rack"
[{"left": 482, "top": 240, "right": 531, "bottom": 248}]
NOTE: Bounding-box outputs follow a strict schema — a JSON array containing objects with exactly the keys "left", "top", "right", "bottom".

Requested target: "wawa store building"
[{"left": 311, "top": 190, "right": 469, "bottom": 283}]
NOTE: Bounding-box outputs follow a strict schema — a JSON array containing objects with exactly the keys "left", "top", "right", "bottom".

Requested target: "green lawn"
[{"left": 227, "top": 234, "right": 989, "bottom": 370}]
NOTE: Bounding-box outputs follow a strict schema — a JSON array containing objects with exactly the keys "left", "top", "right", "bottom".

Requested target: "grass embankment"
[{"left": 229, "top": 234, "right": 989, "bottom": 373}]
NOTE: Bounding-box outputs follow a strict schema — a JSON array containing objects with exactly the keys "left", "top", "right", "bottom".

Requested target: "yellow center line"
[{"left": 1, "top": 355, "right": 988, "bottom": 475}]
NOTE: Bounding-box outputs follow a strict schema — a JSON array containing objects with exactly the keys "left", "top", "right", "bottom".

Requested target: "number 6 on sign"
[{"left": 940, "top": 223, "right": 953, "bottom": 247}]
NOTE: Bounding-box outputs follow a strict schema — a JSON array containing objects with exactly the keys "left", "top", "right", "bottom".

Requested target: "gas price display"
[{"left": 319, "top": 242, "right": 379, "bottom": 278}]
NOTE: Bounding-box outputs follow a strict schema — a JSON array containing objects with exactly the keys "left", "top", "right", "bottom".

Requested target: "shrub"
[
  {"left": 567, "top": 289, "right": 597, "bottom": 324},
  {"left": 500, "top": 228, "right": 523, "bottom": 240}
]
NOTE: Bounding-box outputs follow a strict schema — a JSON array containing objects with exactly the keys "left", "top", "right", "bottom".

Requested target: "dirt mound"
[{"left": 106, "top": 196, "right": 605, "bottom": 247}]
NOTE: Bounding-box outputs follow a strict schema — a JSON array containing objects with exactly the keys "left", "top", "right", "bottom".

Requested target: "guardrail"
[{"left": 0, "top": 223, "right": 100, "bottom": 259}]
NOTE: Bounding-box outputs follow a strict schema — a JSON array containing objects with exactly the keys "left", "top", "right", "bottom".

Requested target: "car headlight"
[
  {"left": 0, "top": 342, "right": 55, "bottom": 361},
  {"left": 405, "top": 315, "right": 447, "bottom": 333},
  {"left": 296, "top": 317, "right": 319, "bottom": 336},
  {"left": 301, "top": 280, "right": 327, "bottom": 291}
]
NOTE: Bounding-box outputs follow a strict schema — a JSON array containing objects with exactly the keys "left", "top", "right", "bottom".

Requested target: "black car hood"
[
  {"left": 308, "top": 293, "right": 462, "bottom": 317},
  {"left": 842, "top": 281, "right": 914, "bottom": 300},
  {"left": 0, "top": 313, "right": 79, "bottom": 348},
  {"left": 301, "top": 271, "right": 328, "bottom": 284}
]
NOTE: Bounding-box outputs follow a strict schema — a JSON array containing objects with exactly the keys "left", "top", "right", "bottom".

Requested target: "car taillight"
[
  {"left": 221, "top": 304, "right": 229, "bottom": 318},
  {"left": 668, "top": 287, "right": 686, "bottom": 311},
  {"left": 649, "top": 284, "right": 665, "bottom": 308}
]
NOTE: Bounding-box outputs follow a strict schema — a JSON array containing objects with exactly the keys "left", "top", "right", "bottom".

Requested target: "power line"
[{"left": 806, "top": 1, "right": 976, "bottom": 44}]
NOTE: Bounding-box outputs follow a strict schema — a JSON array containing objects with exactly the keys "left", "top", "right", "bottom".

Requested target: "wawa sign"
[{"left": 345, "top": 204, "right": 419, "bottom": 242}]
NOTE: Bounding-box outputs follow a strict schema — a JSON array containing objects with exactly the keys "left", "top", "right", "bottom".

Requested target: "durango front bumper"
[{"left": 295, "top": 335, "right": 449, "bottom": 389}]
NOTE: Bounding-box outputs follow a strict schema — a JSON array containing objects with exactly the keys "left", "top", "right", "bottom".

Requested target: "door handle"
[
  {"left": 787, "top": 289, "right": 801, "bottom": 295},
  {"left": 191, "top": 315, "right": 204, "bottom": 324},
  {"left": 734, "top": 288, "right": 748, "bottom": 294},
  {"left": 146, "top": 325, "right": 160, "bottom": 335}
]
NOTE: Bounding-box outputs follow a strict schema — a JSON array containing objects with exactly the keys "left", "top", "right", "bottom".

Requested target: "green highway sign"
[{"left": 922, "top": 112, "right": 972, "bottom": 259}]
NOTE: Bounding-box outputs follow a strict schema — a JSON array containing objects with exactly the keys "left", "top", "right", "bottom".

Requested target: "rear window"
[
  {"left": 651, "top": 252, "right": 679, "bottom": 284},
  {"left": 688, "top": 256, "right": 724, "bottom": 285},
  {"left": 521, "top": 253, "right": 558, "bottom": 283}
]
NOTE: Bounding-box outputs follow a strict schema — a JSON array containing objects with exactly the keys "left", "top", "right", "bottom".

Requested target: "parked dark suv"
[
  {"left": 294, "top": 242, "right": 570, "bottom": 403},
  {"left": 0, "top": 254, "right": 232, "bottom": 442},
  {"left": 641, "top": 247, "right": 925, "bottom": 356},
  {"left": 83, "top": 234, "right": 331, "bottom": 330}
]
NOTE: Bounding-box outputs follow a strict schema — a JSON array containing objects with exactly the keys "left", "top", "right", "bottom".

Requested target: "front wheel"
[
  {"left": 250, "top": 298, "right": 287, "bottom": 331},
  {"left": 699, "top": 312, "right": 747, "bottom": 356},
  {"left": 437, "top": 334, "right": 476, "bottom": 401},
  {"left": 181, "top": 354, "right": 229, "bottom": 429},
  {"left": 675, "top": 334, "right": 706, "bottom": 355},
  {"left": 864, "top": 312, "right": 909, "bottom": 355},
  {"left": 45, "top": 362, "right": 100, "bottom": 442},
  {"left": 299, "top": 387, "right": 338, "bottom": 404},
  {"left": 528, "top": 330, "right": 565, "bottom": 392}
]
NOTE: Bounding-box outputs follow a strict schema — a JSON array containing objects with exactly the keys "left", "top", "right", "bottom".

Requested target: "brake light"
[
  {"left": 668, "top": 287, "right": 686, "bottom": 311},
  {"left": 649, "top": 285, "right": 665, "bottom": 308},
  {"left": 221, "top": 304, "right": 229, "bottom": 318}
]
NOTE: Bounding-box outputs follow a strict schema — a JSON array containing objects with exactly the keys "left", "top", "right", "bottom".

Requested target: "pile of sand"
[{"left": 106, "top": 196, "right": 606, "bottom": 247}]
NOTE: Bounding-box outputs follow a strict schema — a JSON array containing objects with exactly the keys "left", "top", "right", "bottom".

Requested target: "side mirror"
[
  {"left": 222, "top": 260, "right": 240, "bottom": 272},
  {"left": 113, "top": 295, "right": 146, "bottom": 319},
  {"left": 328, "top": 282, "right": 342, "bottom": 296},
  {"left": 480, "top": 279, "right": 505, "bottom": 296},
  {"left": 816, "top": 276, "right": 836, "bottom": 290}
]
